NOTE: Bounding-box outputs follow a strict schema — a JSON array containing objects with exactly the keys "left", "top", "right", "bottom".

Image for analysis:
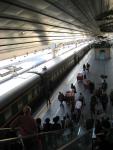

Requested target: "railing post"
[
  {"left": 92, "top": 128, "right": 96, "bottom": 150},
  {"left": 17, "top": 132, "right": 25, "bottom": 150}
]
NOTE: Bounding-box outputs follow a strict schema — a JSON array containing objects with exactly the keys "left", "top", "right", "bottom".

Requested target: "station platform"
[{"left": 34, "top": 48, "right": 113, "bottom": 124}]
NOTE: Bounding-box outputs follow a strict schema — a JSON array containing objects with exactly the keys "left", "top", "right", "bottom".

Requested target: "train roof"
[{"left": 30, "top": 43, "right": 89, "bottom": 74}]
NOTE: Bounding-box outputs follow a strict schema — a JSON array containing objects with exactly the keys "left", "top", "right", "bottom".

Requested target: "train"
[{"left": 0, "top": 44, "right": 91, "bottom": 127}]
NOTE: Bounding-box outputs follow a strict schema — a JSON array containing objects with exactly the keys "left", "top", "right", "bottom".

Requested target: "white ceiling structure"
[{"left": 0, "top": 0, "right": 113, "bottom": 60}]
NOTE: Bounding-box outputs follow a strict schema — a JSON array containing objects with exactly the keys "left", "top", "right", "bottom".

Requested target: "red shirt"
[{"left": 11, "top": 115, "right": 37, "bottom": 136}]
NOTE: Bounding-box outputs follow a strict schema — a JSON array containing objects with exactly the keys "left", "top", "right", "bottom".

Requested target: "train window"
[
  {"left": 32, "top": 89, "right": 35, "bottom": 99},
  {"left": 18, "top": 102, "right": 23, "bottom": 111},
  {"left": 58, "top": 69, "right": 60, "bottom": 76},
  {"left": 53, "top": 73, "right": 56, "bottom": 80},
  {"left": 51, "top": 74, "right": 54, "bottom": 81},
  {"left": 34, "top": 89, "right": 38, "bottom": 96},
  {"left": 4, "top": 108, "right": 12, "bottom": 120},
  {"left": 57, "top": 71, "right": 59, "bottom": 77},
  {"left": 51, "top": 77, "right": 53, "bottom": 82},
  {"left": 52, "top": 74, "right": 55, "bottom": 81},
  {"left": 54, "top": 72, "right": 57, "bottom": 78},
  {"left": 55, "top": 72, "right": 58, "bottom": 79},
  {"left": 34, "top": 87, "right": 39, "bottom": 98},
  {"left": 63, "top": 66, "right": 65, "bottom": 71},
  {"left": 62, "top": 66, "right": 64, "bottom": 72},
  {"left": 22, "top": 95, "right": 28, "bottom": 105},
  {"left": 0, "top": 113, "right": 5, "bottom": 126},
  {"left": 54, "top": 73, "right": 57, "bottom": 80},
  {"left": 70, "top": 60, "right": 72, "bottom": 65},
  {"left": 28, "top": 93, "right": 32, "bottom": 102},
  {"left": 12, "top": 103, "right": 18, "bottom": 114}
]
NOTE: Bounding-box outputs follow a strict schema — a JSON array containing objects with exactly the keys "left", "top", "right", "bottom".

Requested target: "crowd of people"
[{"left": 10, "top": 105, "right": 79, "bottom": 135}]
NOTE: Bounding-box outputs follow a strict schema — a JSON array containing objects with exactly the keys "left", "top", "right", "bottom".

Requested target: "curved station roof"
[{"left": 0, "top": 0, "right": 113, "bottom": 60}]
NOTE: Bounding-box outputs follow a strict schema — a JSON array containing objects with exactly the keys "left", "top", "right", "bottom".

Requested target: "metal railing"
[{"left": 0, "top": 124, "right": 83, "bottom": 150}]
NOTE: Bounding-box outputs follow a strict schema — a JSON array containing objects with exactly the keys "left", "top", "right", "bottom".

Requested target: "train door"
[
  {"left": 74, "top": 55, "right": 77, "bottom": 64},
  {"left": 99, "top": 50, "right": 105, "bottom": 60}
]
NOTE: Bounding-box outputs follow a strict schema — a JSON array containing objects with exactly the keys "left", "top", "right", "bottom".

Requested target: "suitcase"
[{"left": 77, "top": 73, "right": 83, "bottom": 81}]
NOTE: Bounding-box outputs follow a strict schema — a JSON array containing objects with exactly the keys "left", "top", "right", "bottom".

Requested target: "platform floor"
[{"left": 34, "top": 48, "right": 113, "bottom": 124}]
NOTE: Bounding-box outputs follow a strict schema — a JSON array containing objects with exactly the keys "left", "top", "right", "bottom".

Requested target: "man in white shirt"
[
  {"left": 75, "top": 100, "right": 82, "bottom": 109},
  {"left": 78, "top": 93, "right": 85, "bottom": 107},
  {"left": 75, "top": 100, "right": 82, "bottom": 123}
]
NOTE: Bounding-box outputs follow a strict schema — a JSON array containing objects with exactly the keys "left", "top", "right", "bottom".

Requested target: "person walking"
[
  {"left": 86, "top": 63, "right": 90, "bottom": 72},
  {"left": 100, "top": 92, "right": 108, "bottom": 112},
  {"left": 109, "top": 90, "right": 113, "bottom": 106},
  {"left": 58, "top": 92, "right": 65, "bottom": 105},
  {"left": 83, "top": 64, "right": 86, "bottom": 71},
  {"left": 90, "top": 95, "right": 98, "bottom": 118},
  {"left": 71, "top": 83, "right": 76, "bottom": 93}
]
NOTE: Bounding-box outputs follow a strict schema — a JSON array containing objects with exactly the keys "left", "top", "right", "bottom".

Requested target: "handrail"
[
  {"left": 91, "top": 113, "right": 98, "bottom": 150},
  {"left": 0, "top": 127, "right": 18, "bottom": 131},
  {"left": 92, "top": 127, "right": 96, "bottom": 139},
  {"left": 92, "top": 116, "right": 96, "bottom": 139},
  {"left": 0, "top": 136, "right": 19, "bottom": 143},
  {"left": 0, "top": 124, "right": 80, "bottom": 143},
  {"left": 57, "top": 130, "right": 91, "bottom": 150}
]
